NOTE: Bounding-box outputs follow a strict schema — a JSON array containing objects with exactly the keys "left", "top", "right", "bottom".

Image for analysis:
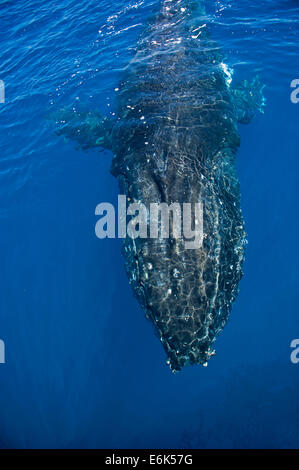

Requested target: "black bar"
[{"left": 0, "top": 448, "right": 297, "bottom": 459}]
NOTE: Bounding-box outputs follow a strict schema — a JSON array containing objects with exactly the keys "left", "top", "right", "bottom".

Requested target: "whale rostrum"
[{"left": 52, "top": 0, "right": 265, "bottom": 372}]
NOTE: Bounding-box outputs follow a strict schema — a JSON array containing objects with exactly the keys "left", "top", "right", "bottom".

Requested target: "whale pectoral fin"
[
  {"left": 49, "top": 107, "right": 114, "bottom": 151},
  {"left": 232, "top": 76, "right": 266, "bottom": 124}
]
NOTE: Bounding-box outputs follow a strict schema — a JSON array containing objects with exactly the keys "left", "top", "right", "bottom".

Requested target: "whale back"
[
  {"left": 110, "top": 1, "right": 246, "bottom": 371},
  {"left": 51, "top": 0, "right": 265, "bottom": 372}
]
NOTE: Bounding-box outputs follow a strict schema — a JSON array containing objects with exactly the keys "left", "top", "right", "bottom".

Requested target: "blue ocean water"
[{"left": 0, "top": 0, "right": 299, "bottom": 449}]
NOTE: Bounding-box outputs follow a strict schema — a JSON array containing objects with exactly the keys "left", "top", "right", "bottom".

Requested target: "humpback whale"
[{"left": 52, "top": 0, "right": 265, "bottom": 372}]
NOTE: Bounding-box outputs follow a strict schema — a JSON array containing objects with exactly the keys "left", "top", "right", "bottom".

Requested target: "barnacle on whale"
[{"left": 51, "top": 0, "right": 265, "bottom": 372}]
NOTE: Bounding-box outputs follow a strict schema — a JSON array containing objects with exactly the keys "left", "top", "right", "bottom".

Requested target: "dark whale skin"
[
  {"left": 52, "top": 0, "right": 265, "bottom": 372},
  {"left": 110, "top": 1, "right": 245, "bottom": 372}
]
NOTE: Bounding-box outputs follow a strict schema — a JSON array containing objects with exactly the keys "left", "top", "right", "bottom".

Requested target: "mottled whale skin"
[{"left": 53, "top": 0, "right": 265, "bottom": 372}]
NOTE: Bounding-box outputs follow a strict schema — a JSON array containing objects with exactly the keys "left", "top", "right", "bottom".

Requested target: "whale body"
[{"left": 53, "top": 0, "right": 265, "bottom": 371}]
